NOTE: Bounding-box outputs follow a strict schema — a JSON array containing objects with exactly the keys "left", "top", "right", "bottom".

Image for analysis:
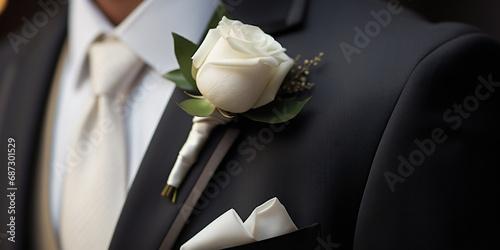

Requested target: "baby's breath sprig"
[{"left": 280, "top": 52, "right": 324, "bottom": 97}]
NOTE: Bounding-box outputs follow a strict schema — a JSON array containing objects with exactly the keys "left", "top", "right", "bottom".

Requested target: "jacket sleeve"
[{"left": 354, "top": 31, "right": 500, "bottom": 249}]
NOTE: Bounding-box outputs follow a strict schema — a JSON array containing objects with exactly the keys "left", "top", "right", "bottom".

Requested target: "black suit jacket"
[{"left": 1, "top": 0, "right": 500, "bottom": 249}]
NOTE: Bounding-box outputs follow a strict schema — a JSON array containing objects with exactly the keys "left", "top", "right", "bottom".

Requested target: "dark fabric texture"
[
  {"left": 223, "top": 224, "right": 322, "bottom": 249},
  {"left": 0, "top": 6, "right": 68, "bottom": 249},
  {"left": 1, "top": 0, "right": 499, "bottom": 249}
]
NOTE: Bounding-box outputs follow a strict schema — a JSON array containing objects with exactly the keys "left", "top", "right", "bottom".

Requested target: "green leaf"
[
  {"left": 163, "top": 69, "right": 198, "bottom": 92},
  {"left": 177, "top": 97, "right": 216, "bottom": 117},
  {"left": 242, "top": 97, "right": 312, "bottom": 123},
  {"left": 206, "top": 2, "right": 233, "bottom": 31},
  {"left": 173, "top": 33, "right": 199, "bottom": 87}
]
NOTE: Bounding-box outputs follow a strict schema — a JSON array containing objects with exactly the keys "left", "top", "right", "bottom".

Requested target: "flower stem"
[{"left": 161, "top": 184, "right": 177, "bottom": 203}]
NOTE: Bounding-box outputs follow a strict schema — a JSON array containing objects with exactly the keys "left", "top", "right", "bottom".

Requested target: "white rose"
[{"left": 192, "top": 16, "right": 294, "bottom": 113}]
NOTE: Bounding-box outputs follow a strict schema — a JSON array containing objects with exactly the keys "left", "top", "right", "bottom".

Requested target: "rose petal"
[
  {"left": 207, "top": 58, "right": 265, "bottom": 67},
  {"left": 218, "top": 17, "right": 243, "bottom": 38},
  {"left": 197, "top": 59, "right": 271, "bottom": 113},
  {"left": 226, "top": 37, "right": 256, "bottom": 57},
  {"left": 192, "top": 16, "right": 295, "bottom": 113},
  {"left": 191, "top": 29, "right": 221, "bottom": 79},
  {"left": 204, "top": 38, "right": 253, "bottom": 64},
  {"left": 252, "top": 57, "right": 294, "bottom": 108}
]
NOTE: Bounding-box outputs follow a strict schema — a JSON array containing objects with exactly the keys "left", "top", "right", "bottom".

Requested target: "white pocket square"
[{"left": 180, "top": 197, "right": 298, "bottom": 250}]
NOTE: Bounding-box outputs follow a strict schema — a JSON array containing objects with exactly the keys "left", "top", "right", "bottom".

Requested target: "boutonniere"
[{"left": 161, "top": 12, "right": 323, "bottom": 202}]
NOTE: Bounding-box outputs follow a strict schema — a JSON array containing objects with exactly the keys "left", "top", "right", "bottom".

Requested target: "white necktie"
[{"left": 60, "top": 37, "right": 143, "bottom": 250}]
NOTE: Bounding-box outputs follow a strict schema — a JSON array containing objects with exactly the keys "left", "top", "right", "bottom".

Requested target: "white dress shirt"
[{"left": 49, "top": 0, "right": 218, "bottom": 239}]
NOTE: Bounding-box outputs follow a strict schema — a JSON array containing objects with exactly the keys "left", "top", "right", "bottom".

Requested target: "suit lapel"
[
  {"left": 0, "top": 2, "right": 308, "bottom": 249},
  {"left": 110, "top": 1, "right": 308, "bottom": 248},
  {"left": 0, "top": 7, "right": 67, "bottom": 250},
  {"left": 110, "top": 88, "right": 230, "bottom": 249}
]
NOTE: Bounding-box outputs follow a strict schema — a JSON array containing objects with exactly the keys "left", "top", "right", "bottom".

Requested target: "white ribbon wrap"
[{"left": 167, "top": 112, "right": 231, "bottom": 188}]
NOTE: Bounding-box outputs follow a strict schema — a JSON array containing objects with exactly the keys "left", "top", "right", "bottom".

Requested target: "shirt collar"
[{"left": 69, "top": 0, "right": 218, "bottom": 75}]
